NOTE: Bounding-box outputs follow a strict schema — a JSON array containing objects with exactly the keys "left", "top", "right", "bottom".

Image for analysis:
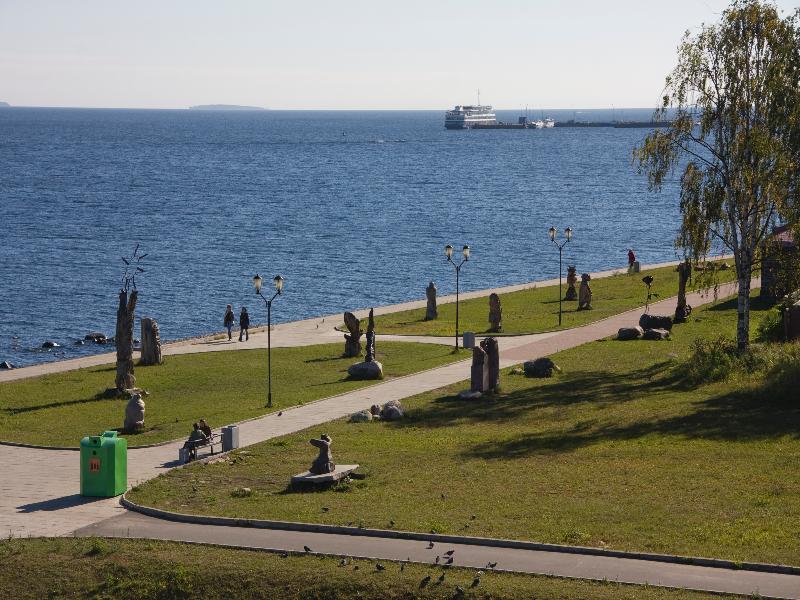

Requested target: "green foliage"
[{"left": 756, "top": 309, "right": 784, "bottom": 342}]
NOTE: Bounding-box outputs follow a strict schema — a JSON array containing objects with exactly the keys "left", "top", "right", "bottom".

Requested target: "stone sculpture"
[
  {"left": 425, "top": 281, "right": 438, "bottom": 320},
  {"left": 674, "top": 260, "right": 693, "bottom": 323},
  {"left": 565, "top": 265, "right": 578, "bottom": 300},
  {"left": 480, "top": 337, "right": 500, "bottom": 391},
  {"left": 124, "top": 393, "right": 145, "bottom": 432},
  {"left": 140, "top": 317, "right": 163, "bottom": 366},
  {"left": 343, "top": 312, "right": 362, "bottom": 357},
  {"left": 364, "top": 308, "right": 376, "bottom": 362},
  {"left": 488, "top": 293, "right": 502, "bottom": 333},
  {"left": 309, "top": 434, "right": 335, "bottom": 475},
  {"left": 470, "top": 345, "right": 489, "bottom": 393},
  {"left": 577, "top": 273, "right": 593, "bottom": 310}
]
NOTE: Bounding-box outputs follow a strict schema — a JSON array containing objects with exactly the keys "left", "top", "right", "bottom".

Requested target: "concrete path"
[
  {"left": 0, "top": 258, "right": 698, "bottom": 383},
  {"left": 76, "top": 511, "right": 800, "bottom": 599}
]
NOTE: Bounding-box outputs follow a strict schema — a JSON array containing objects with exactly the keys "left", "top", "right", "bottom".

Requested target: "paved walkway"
[{"left": 77, "top": 511, "right": 800, "bottom": 599}]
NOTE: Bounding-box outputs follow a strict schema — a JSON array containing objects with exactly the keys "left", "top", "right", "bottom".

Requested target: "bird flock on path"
[{"left": 291, "top": 540, "right": 499, "bottom": 596}]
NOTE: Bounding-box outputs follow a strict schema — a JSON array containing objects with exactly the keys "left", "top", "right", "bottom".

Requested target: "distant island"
[
  {"left": 188, "top": 104, "right": 266, "bottom": 111},
  {"left": 0, "top": 102, "right": 10, "bottom": 108}
]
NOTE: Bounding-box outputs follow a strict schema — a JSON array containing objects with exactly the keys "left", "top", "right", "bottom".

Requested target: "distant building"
[{"left": 761, "top": 224, "right": 798, "bottom": 298}]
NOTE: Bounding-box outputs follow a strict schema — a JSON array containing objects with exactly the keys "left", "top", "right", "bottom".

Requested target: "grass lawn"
[
  {"left": 0, "top": 537, "right": 734, "bottom": 600},
  {"left": 374, "top": 261, "right": 736, "bottom": 336},
  {"left": 0, "top": 342, "right": 468, "bottom": 447},
  {"left": 129, "top": 294, "right": 800, "bottom": 566}
]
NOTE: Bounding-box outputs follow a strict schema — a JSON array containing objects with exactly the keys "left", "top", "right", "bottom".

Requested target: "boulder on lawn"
[
  {"left": 349, "top": 410, "right": 373, "bottom": 423},
  {"left": 380, "top": 400, "right": 404, "bottom": 420},
  {"left": 643, "top": 328, "right": 670, "bottom": 341},
  {"left": 124, "top": 393, "right": 145, "bottom": 432},
  {"left": 347, "top": 361, "right": 384, "bottom": 380},
  {"left": 617, "top": 326, "right": 644, "bottom": 341},
  {"left": 639, "top": 314, "right": 673, "bottom": 331},
  {"left": 524, "top": 357, "right": 560, "bottom": 378}
]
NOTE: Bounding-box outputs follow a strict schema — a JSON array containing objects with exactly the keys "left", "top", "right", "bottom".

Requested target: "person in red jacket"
[{"left": 628, "top": 249, "right": 636, "bottom": 268}]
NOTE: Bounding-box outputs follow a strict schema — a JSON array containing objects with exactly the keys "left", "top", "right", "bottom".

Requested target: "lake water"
[{"left": 0, "top": 107, "right": 681, "bottom": 367}]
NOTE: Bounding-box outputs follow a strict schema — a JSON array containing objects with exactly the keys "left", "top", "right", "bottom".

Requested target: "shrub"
[{"left": 756, "top": 309, "right": 784, "bottom": 343}]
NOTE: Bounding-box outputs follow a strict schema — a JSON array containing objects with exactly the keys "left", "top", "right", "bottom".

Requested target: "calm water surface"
[{"left": 0, "top": 108, "right": 681, "bottom": 367}]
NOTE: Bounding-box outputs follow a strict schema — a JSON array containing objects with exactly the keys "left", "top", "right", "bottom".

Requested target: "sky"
[{"left": 0, "top": 0, "right": 797, "bottom": 110}]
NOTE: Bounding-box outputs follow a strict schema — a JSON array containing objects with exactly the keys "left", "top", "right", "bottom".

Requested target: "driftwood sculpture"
[
  {"left": 139, "top": 317, "right": 162, "bottom": 366},
  {"left": 343, "top": 312, "right": 362, "bottom": 357},
  {"left": 364, "top": 308, "right": 376, "bottom": 362},
  {"left": 115, "top": 244, "right": 146, "bottom": 392}
]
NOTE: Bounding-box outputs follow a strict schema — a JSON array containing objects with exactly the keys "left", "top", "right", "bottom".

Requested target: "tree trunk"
[
  {"left": 115, "top": 289, "right": 138, "bottom": 391},
  {"left": 735, "top": 253, "right": 753, "bottom": 351}
]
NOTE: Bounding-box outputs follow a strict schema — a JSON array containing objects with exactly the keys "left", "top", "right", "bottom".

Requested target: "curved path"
[{"left": 4, "top": 271, "right": 791, "bottom": 598}]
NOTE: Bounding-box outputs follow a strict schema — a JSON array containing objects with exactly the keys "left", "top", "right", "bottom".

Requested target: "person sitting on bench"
[
  {"left": 199, "top": 418, "right": 212, "bottom": 440},
  {"left": 183, "top": 422, "right": 208, "bottom": 460}
]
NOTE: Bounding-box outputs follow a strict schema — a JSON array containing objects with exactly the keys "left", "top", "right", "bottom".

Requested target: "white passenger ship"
[{"left": 444, "top": 105, "right": 497, "bottom": 129}]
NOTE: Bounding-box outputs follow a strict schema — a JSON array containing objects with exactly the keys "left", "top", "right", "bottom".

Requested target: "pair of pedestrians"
[{"left": 223, "top": 305, "right": 250, "bottom": 341}]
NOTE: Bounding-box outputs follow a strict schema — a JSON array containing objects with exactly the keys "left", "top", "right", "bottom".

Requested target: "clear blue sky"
[{"left": 0, "top": 0, "right": 797, "bottom": 109}]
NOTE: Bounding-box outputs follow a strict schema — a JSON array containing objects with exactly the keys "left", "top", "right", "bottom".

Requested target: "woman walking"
[
  {"left": 239, "top": 306, "right": 250, "bottom": 341},
  {"left": 224, "top": 304, "right": 235, "bottom": 340}
]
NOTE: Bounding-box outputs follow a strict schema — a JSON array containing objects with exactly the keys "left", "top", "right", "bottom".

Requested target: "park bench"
[{"left": 179, "top": 431, "right": 222, "bottom": 463}]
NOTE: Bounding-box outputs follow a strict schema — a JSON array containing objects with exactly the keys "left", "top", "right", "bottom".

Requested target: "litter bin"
[
  {"left": 463, "top": 332, "right": 476, "bottom": 349},
  {"left": 80, "top": 430, "right": 127, "bottom": 497},
  {"left": 222, "top": 425, "right": 239, "bottom": 452}
]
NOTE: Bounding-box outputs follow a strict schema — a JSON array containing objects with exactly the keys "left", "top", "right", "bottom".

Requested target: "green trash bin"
[{"left": 80, "top": 430, "right": 127, "bottom": 497}]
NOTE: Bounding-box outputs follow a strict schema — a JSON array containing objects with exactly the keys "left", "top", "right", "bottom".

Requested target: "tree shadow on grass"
[
  {"left": 2, "top": 392, "right": 119, "bottom": 415},
  {"left": 465, "top": 385, "right": 800, "bottom": 460},
  {"left": 396, "top": 361, "right": 684, "bottom": 432}
]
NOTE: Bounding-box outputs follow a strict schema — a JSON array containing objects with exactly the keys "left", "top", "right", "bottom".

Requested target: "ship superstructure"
[{"left": 444, "top": 105, "right": 497, "bottom": 129}]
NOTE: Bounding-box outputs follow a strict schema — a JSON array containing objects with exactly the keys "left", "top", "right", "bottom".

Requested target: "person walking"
[
  {"left": 224, "top": 304, "right": 235, "bottom": 340},
  {"left": 627, "top": 249, "right": 637, "bottom": 273},
  {"left": 239, "top": 306, "right": 250, "bottom": 342}
]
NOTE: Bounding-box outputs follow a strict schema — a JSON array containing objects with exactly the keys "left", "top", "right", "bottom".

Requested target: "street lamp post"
[
  {"left": 445, "top": 244, "right": 470, "bottom": 349},
  {"left": 253, "top": 273, "right": 284, "bottom": 408},
  {"left": 549, "top": 226, "right": 573, "bottom": 326}
]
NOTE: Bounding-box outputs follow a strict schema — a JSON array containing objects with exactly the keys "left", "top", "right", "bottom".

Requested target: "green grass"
[
  {"left": 130, "top": 294, "right": 800, "bottom": 566},
  {"left": 374, "top": 261, "right": 736, "bottom": 336},
  {"left": 0, "top": 537, "right": 735, "bottom": 600},
  {"left": 0, "top": 342, "right": 468, "bottom": 447}
]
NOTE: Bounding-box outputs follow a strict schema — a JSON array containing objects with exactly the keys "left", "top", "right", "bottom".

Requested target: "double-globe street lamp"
[
  {"left": 548, "top": 226, "right": 573, "bottom": 326},
  {"left": 444, "top": 244, "right": 470, "bottom": 350},
  {"left": 253, "top": 273, "right": 284, "bottom": 408}
]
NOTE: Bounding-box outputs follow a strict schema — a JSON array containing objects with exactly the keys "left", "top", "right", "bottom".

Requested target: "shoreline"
[{"left": 0, "top": 256, "right": 729, "bottom": 383}]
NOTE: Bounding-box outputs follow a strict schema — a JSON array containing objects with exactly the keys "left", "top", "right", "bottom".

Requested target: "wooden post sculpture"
[
  {"left": 565, "top": 265, "right": 578, "bottom": 300},
  {"left": 470, "top": 345, "right": 489, "bottom": 393},
  {"left": 674, "top": 260, "right": 693, "bottom": 323},
  {"left": 343, "top": 312, "right": 362, "bottom": 357},
  {"left": 364, "top": 308, "right": 376, "bottom": 362},
  {"left": 115, "top": 288, "right": 138, "bottom": 391},
  {"left": 140, "top": 317, "right": 162, "bottom": 365},
  {"left": 488, "top": 293, "right": 502, "bottom": 333},
  {"left": 481, "top": 336, "right": 500, "bottom": 391},
  {"left": 425, "top": 281, "right": 438, "bottom": 320},
  {"left": 577, "top": 273, "right": 593, "bottom": 311}
]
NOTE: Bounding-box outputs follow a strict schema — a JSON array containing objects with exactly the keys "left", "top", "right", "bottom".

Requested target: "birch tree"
[{"left": 634, "top": 0, "right": 800, "bottom": 349}]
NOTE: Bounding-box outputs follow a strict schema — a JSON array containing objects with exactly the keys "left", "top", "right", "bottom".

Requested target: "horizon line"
[{"left": 0, "top": 104, "right": 660, "bottom": 112}]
